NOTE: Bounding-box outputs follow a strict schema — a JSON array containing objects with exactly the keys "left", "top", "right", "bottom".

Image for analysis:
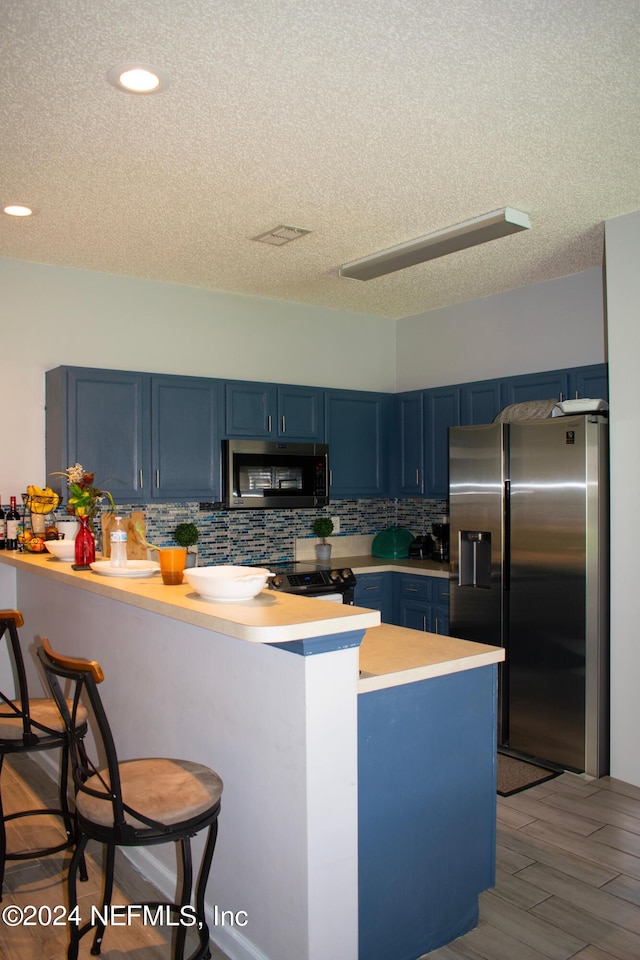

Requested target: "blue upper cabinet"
[
  {"left": 224, "top": 381, "right": 275, "bottom": 437},
  {"left": 568, "top": 363, "right": 609, "bottom": 401},
  {"left": 277, "top": 385, "right": 325, "bottom": 440},
  {"left": 424, "top": 386, "right": 461, "bottom": 498},
  {"left": 224, "top": 381, "right": 324, "bottom": 440},
  {"left": 502, "top": 369, "right": 569, "bottom": 405},
  {"left": 460, "top": 379, "right": 503, "bottom": 425},
  {"left": 326, "top": 390, "right": 391, "bottom": 497},
  {"left": 502, "top": 363, "right": 608, "bottom": 407},
  {"left": 150, "top": 377, "right": 220, "bottom": 500},
  {"left": 396, "top": 392, "right": 425, "bottom": 495},
  {"left": 395, "top": 363, "right": 608, "bottom": 500},
  {"left": 46, "top": 367, "right": 148, "bottom": 502},
  {"left": 46, "top": 368, "right": 221, "bottom": 503}
]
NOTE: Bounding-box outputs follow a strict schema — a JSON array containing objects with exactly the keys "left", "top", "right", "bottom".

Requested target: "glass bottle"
[
  {"left": 6, "top": 496, "right": 20, "bottom": 551},
  {"left": 74, "top": 515, "right": 96, "bottom": 566},
  {"left": 0, "top": 496, "right": 5, "bottom": 549}
]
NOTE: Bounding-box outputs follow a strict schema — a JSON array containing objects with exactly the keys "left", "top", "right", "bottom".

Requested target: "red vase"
[{"left": 75, "top": 515, "right": 96, "bottom": 566}]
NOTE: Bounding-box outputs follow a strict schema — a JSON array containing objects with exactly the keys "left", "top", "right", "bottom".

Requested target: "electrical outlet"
[{"left": 331, "top": 516, "right": 341, "bottom": 534}]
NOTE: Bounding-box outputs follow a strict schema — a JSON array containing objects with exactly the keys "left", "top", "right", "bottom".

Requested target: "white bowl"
[
  {"left": 185, "top": 565, "right": 274, "bottom": 602},
  {"left": 45, "top": 539, "right": 76, "bottom": 562}
]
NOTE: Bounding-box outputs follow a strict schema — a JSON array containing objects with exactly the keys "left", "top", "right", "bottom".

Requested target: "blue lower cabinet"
[
  {"left": 434, "top": 579, "right": 450, "bottom": 636},
  {"left": 393, "top": 574, "right": 449, "bottom": 635},
  {"left": 358, "top": 666, "right": 498, "bottom": 960},
  {"left": 354, "top": 573, "right": 393, "bottom": 623}
]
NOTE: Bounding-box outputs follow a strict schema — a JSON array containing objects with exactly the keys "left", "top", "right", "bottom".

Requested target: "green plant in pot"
[
  {"left": 312, "top": 516, "right": 334, "bottom": 562},
  {"left": 174, "top": 522, "right": 199, "bottom": 567}
]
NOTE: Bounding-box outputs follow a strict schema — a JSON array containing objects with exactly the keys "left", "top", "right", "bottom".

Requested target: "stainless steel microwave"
[{"left": 222, "top": 439, "right": 329, "bottom": 509}]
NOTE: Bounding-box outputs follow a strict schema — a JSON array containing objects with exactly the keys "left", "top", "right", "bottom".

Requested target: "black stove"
[{"left": 266, "top": 562, "right": 356, "bottom": 603}]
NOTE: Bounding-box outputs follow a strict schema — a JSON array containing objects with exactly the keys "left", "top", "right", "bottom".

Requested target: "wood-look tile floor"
[
  {"left": 0, "top": 754, "right": 230, "bottom": 960},
  {"left": 5, "top": 755, "right": 640, "bottom": 960},
  {"left": 424, "top": 770, "right": 640, "bottom": 960}
]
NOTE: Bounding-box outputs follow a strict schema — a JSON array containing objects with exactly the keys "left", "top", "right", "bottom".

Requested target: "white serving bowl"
[
  {"left": 185, "top": 565, "right": 274, "bottom": 602},
  {"left": 44, "top": 539, "right": 76, "bottom": 562}
]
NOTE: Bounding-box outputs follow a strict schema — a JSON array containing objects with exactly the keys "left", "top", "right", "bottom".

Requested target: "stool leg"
[
  {"left": 58, "top": 743, "right": 73, "bottom": 839},
  {"left": 0, "top": 755, "right": 6, "bottom": 900},
  {"left": 91, "top": 841, "right": 116, "bottom": 955},
  {"left": 175, "top": 837, "right": 193, "bottom": 960},
  {"left": 195, "top": 819, "right": 219, "bottom": 960},
  {"left": 67, "top": 831, "right": 89, "bottom": 960}
]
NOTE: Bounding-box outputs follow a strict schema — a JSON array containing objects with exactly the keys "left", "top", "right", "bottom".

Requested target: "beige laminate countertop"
[
  {"left": 358, "top": 624, "right": 504, "bottom": 692},
  {"left": 333, "top": 555, "right": 449, "bottom": 578},
  {"left": 0, "top": 552, "right": 379, "bottom": 644}
]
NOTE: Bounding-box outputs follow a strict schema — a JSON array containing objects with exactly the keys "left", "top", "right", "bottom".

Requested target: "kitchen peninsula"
[{"left": 0, "top": 552, "right": 503, "bottom": 960}]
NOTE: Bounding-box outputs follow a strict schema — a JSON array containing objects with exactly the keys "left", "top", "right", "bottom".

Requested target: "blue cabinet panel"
[
  {"left": 393, "top": 573, "right": 449, "bottom": 634},
  {"left": 359, "top": 667, "right": 498, "bottom": 959},
  {"left": 395, "top": 392, "right": 425, "bottom": 495},
  {"left": 424, "top": 387, "right": 461, "bottom": 498},
  {"left": 46, "top": 367, "right": 147, "bottom": 502},
  {"left": 224, "top": 381, "right": 275, "bottom": 437},
  {"left": 502, "top": 369, "right": 569, "bottom": 405},
  {"left": 568, "top": 363, "right": 609, "bottom": 401},
  {"left": 434, "top": 578, "right": 450, "bottom": 636},
  {"left": 151, "top": 377, "right": 220, "bottom": 499},
  {"left": 461, "top": 379, "right": 503, "bottom": 425},
  {"left": 354, "top": 572, "right": 393, "bottom": 623},
  {"left": 277, "top": 385, "right": 324, "bottom": 440},
  {"left": 224, "top": 381, "right": 324, "bottom": 440},
  {"left": 326, "top": 391, "right": 390, "bottom": 497}
]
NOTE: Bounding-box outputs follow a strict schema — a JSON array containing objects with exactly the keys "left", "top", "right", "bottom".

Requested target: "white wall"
[
  {"left": 604, "top": 210, "right": 640, "bottom": 787},
  {"left": 0, "top": 257, "right": 396, "bottom": 495},
  {"left": 395, "top": 268, "right": 606, "bottom": 391}
]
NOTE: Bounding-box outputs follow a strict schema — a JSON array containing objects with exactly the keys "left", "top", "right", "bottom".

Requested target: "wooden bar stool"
[
  {"left": 38, "top": 636, "right": 223, "bottom": 960},
  {"left": 0, "top": 610, "right": 88, "bottom": 898}
]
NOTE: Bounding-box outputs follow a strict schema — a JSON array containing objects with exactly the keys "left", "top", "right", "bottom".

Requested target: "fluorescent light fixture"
[
  {"left": 107, "top": 63, "right": 169, "bottom": 94},
  {"left": 339, "top": 207, "right": 531, "bottom": 281}
]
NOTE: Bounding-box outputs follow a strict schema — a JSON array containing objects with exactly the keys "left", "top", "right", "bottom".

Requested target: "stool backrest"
[
  {"left": 0, "top": 610, "right": 62, "bottom": 747},
  {"left": 37, "top": 637, "right": 169, "bottom": 841}
]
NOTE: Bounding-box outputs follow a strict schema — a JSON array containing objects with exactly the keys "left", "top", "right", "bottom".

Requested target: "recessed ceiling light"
[
  {"left": 3, "top": 204, "right": 35, "bottom": 217},
  {"left": 107, "top": 63, "right": 169, "bottom": 94}
]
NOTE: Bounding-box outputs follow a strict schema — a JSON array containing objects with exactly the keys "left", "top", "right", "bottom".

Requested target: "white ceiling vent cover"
[{"left": 252, "top": 225, "right": 311, "bottom": 246}]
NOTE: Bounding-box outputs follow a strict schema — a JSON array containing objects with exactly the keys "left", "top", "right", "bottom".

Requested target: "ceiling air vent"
[{"left": 251, "top": 225, "right": 311, "bottom": 246}]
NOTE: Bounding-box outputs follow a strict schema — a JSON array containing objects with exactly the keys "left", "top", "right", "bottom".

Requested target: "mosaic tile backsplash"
[{"left": 50, "top": 498, "right": 448, "bottom": 565}]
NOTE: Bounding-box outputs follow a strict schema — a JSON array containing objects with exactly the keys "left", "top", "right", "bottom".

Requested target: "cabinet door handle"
[
  {"left": 155, "top": 469, "right": 160, "bottom": 488},
  {"left": 435, "top": 617, "right": 440, "bottom": 634},
  {"left": 364, "top": 585, "right": 378, "bottom": 591},
  {"left": 406, "top": 586, "right": 419, "bottom": 593},
  {"left": 138, "top": 469, "right": 143, "bottom": 489},
  {"left": 267, "top": 415, "right": 272, "bottom": 433},
  {"left": 422, "top": 615, "right": 427, "bottom": 632},
  {"left": 281, "top": 415, "right": 286, "bottom": 433},
  {"left": 416, "top": 468, "right": 420, "bottom": 485}
]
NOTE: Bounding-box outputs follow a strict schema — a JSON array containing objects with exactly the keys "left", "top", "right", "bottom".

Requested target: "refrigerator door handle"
[{"left": 503, "top": 478, "right": 510, "bottom": 591}]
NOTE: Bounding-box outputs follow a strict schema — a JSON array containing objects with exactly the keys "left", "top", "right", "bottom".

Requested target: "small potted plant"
[
  {"left": 174, "top": 522, "right": 199, "bottom": 567},
  {"left": 312, "top": 516, "right": 334, "bottom": 562}
]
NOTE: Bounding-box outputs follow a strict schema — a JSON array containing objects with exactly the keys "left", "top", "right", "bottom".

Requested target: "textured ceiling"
[{"left": 1, "top": 0, "right": 639, "bottom": 319}]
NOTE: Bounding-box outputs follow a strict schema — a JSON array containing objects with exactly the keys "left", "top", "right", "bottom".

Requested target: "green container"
[{"left": 371, "top": 527, "right": 415, "bottom": 559}]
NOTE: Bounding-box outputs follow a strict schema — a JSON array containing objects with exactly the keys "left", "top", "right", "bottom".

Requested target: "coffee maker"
[{"left": 431, "top": 523, "right": 449, "bottom": 564}]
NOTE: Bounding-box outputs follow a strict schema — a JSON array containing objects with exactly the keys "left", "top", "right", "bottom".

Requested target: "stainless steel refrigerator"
[{"left": 449, "top": 415, "right": 609, "bottom": 777}]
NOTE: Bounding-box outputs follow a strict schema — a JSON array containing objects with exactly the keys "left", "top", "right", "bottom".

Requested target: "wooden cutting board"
[{"left": 101, "top": 512, "right": 148, "bottom": 560}]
